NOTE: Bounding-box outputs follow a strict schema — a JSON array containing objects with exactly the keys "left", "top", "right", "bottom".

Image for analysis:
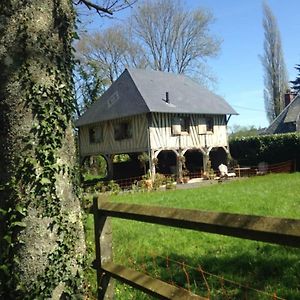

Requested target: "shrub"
[
  {"left": 165, "top": 176, "right": 176, "bottom": 190},
  {"left": 229, "top": 133, "right": 300, "bottom": 168},
  {"left": 153, "top": 173, "right": 166, "bottom": 190},
  {"left": 95, "top": 181, "right": 107, "bottom": 193},
  {"left": 106, "top": 180, "right": 121, "bottom": 194}
]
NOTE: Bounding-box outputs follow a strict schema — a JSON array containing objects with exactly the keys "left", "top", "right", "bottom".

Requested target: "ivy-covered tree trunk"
[{"left": 0, "top": 1, "right": 86, "bottom": 298}]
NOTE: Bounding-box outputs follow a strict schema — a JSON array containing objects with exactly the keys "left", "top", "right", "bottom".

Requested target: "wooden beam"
[
  {"left": 102, "top": 262, "right": 207, "bottom": 300},
  {"left": 97, "top": 201, "right": 300, "bottom": 248}
]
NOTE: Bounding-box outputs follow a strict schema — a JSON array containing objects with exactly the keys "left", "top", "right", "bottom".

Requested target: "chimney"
[
  {"left": 284, "top": 90, "right": 296, "bottom": 107},
  {"left": 165, "top": 92, "right": 169, "bottom": 103}
]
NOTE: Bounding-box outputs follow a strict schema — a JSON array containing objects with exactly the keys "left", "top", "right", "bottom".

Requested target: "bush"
[
  {"left": 83, "top": 180, "right": 120, "bottom": 195},
  {"left": 153, "top": 173, "right": 166, "bottom": 190},
  {"left": 95, "top": 181, "right": 107, "bottom": 193},
  {"left": 165, "top": 176, "right": 176, "bottom": 190},
  {"left": 229, "top": 133, "right": 300, "bottom": 168},
  {"left": 106, "top": 180, "right": 121, "bottom": 194}
]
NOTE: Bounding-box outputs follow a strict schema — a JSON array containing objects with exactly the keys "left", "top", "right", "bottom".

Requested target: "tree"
[
  {"left": 131, "top": 0, "right": 220, "bottom": 80},
  {"left": 74, "top": 61, "right": 108, "bottom": 117},
  {"left": 290, "top": 64, "right": 300, "bottom": 94},
  {"left": 76, "top": 0, "right": 220, "bottom": 100},
  {"left": 228, "top": 125, "right": 260, "bottom": 140},
  {"left": 76, "top": 25, "right": 147, "bottom": 83},
  {"left": 74, "top": 25, "right": 147, "bottom": 115},
  {"left": 0, "top": 0, "right": 134, "bottom": 298},
  {"left": 260, "top": 2, "right": 289, "bottom": 123}
]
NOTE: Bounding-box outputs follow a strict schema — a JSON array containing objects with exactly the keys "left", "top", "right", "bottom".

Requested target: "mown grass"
[{"left": 84, "top": 173, "right": 300, "bottom": 299}]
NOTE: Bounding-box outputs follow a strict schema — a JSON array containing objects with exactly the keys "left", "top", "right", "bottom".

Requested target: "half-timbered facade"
[{"left": 76, "top": 68, "right": 237, "bottom": 180}]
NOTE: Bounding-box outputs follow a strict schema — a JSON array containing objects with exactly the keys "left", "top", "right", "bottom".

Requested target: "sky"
[{"left": 81, "top": 0, "right": 300, "bottom": 129}]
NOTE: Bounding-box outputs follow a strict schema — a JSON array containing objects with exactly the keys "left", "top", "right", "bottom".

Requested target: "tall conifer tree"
[{"left": 261, "top": 2, "right": 289, "bottom": 122}]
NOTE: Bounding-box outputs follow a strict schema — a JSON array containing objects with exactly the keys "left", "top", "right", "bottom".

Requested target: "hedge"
[{"left": 229, "top": 132, "right": 300, "bottom": 168}]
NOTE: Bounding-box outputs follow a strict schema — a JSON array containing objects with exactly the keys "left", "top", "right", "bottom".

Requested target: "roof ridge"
[{"left": 125, "top": 69, "right": 151, "bottom": 114}]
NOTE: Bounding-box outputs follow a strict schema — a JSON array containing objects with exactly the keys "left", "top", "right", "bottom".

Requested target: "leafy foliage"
[
  {"left": 0, "top": 1, "right": 85, "bottom": 298},
  {"left": 74, "top": 61, "right": 108, "bottom": 117},
  {"left": 138, "top": 152, "right": 149, "bottom": 175},
  {"left": 0, "top": 1, "right": 139, "bottom": 298},
  {"left": 228, "top": 125, "right": 260, "bottom": 140},
  {"left": 229, "top": 132, "right": 300, "bottom": 167}
]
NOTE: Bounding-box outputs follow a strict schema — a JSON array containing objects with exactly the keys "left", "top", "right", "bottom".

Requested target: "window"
[
  {"left": 172, "top": 116, "right": 190, "bottom": 135},
  {"left": 179, "top": 116, "right": 190, "bottom": 133},
  {"left": 114, "top": 121, "right": 132, "bottom": 140},
  {"left": 89, "top": 126, "right": 103, "bottom": 143},
  {"left": 206, "top": 117, "right": 214, "bottom": 132}
]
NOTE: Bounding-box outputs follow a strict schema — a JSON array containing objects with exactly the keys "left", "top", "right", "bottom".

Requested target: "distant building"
[
  {"left": 75, "top": 68, "right": 237, "bottom": 180},
  {"left": 264, "top": 93, "right": 300, "bottom": 134}
]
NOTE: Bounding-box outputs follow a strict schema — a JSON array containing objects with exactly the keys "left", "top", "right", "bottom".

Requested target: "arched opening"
[
  {"left": 80, "top": 154, "right": 108, "bottom": 183},
  {"left": 184, "top": 150, "right": 204, "bottom": 176},
  {"left": 209, "top": 147, "right": 228, "bottom": 170},
  {"left": 157, "top": 150, "right": 177, "bottom": 175},
  {"left": 81, "top": 155, "right": 108, "bottom": 177},
  {"left": 112, "top": 152, "right": 147, "bottom": 180}
]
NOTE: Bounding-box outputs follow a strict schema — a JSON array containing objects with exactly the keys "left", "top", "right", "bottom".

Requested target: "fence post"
[{"left": 93, "top": 195, "right": 114, "bottom": 300}]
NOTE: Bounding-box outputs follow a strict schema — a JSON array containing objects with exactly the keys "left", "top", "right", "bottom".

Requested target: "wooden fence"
[{"left": 92, "top": 197, "right": 300, "bottom": 299}]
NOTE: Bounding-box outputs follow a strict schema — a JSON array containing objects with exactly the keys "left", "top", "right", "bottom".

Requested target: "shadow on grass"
[{"left": 133, "top": 244, "right": 300, "bottom": 299}]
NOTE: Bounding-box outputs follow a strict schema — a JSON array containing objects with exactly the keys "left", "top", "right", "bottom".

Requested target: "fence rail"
[
  {"left": 93, "top": 197, "right": 300, "bottom": 299},
  {"left": 102, "top": 261, "right": 206, "bottom": 300},
  {"left": 98, "top": 201, "right": 300, "bottom": 248}
]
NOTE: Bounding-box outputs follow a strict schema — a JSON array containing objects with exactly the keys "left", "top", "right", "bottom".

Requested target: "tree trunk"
[{"left": 0, "top": 1, "right": 86, "bottom": 298}]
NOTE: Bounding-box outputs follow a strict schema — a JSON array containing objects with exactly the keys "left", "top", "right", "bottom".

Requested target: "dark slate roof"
[
  {"left": 75, "top": 68, "right": 237, "bottom": 127},
  {"left": 264, "top": 94, "right": 300, "bottom": 134}
]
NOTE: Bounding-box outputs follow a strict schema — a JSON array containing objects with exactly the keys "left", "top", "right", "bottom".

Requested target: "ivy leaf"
[
  {"left": 72, "top": 31, "right": 80, "bottom": 40},
  {"left": 0, "top": 208, "right": 7, "bottom": 216},
  {"left": 3, "top": 234, "right": 12, "bottom": 245},
  {"left": 11, "top": 221, "right": 27, "bottom": 228},
  {"left": 15, "top": 204, "right": 27, "bottom": 217},
  {"left": 58, "top": 84, "right": 66, "bottom": 89},
  {"left": 40, "top": 178, "right": 51, "bottom": 185},
  {"left": 0, "top": 264, "right": 9, "bottom": 276}
]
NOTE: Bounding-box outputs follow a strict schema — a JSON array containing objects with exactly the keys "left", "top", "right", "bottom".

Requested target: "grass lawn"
[{"left": 84, "top": 173, "right": 300, "bottom": 299}]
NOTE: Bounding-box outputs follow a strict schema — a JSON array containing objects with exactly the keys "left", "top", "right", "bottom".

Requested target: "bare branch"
[
  {"left": 75, "top": 0, "right": 113, "bottom": 15},
  {"left": 74, "top": 0, "right": 138, "bottom": 16},
  {"left": 131, "top": 0, "right": 220, "bottom": 78}
]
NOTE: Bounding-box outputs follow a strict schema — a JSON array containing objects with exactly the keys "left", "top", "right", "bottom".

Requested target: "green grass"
[{"left": 84, "top": 173, "right": 300, "bottom": 299}]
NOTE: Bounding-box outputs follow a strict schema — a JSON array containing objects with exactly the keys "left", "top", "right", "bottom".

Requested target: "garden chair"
[
  {"left": 218, "top": 164, "right": 236, "bottom": 179},
  {"left": 256, "top": 162, "right": 268, "bottom": 175}
]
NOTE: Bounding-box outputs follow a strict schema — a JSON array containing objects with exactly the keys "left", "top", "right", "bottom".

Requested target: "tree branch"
[
  {"left": 74, "top": 0, "right": 138, "bottom": 16},
  {"left": 75, "top": 0, "right": 113, "bottom": 15}
]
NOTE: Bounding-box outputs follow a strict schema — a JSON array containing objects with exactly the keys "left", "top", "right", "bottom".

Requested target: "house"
[
  {"left": 264, "top": 93, "right": 300, "bottom": 134},
  {"left": 75, "top": 68, "right": 237, "bottom": 180}
]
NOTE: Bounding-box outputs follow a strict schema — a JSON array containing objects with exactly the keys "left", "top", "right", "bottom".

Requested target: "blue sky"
[
  {"left": 83, "top": 0, "right": 300, "bottom": 129},
  {"left": 192, "top": 0, "right": 300, "bottom": 129}
]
